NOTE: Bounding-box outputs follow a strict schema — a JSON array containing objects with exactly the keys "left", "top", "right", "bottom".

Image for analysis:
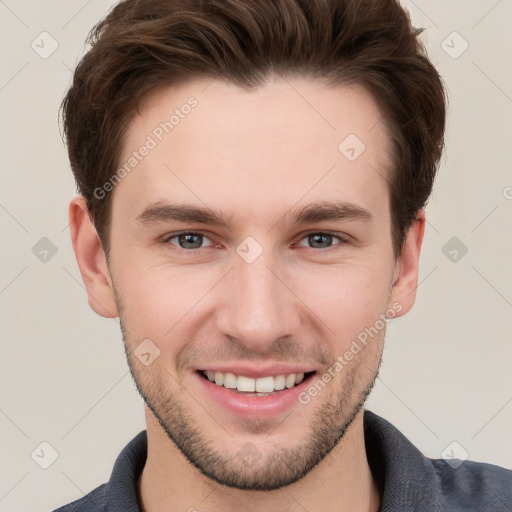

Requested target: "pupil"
[
  {"left": 311, "top": 234, "right": 331, "bottom": 248},
  {"left": 180, "top": 234, "right": 201, "bottom": 249}
]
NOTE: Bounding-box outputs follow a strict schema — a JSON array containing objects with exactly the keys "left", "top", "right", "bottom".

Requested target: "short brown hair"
[{"left": 60, "top": 0, "right": 447, "bottom": 258}]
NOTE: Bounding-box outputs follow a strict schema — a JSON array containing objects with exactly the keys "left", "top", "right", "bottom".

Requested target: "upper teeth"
[{"left": 204, "top": 370, "right": 305, "bottom": 393}]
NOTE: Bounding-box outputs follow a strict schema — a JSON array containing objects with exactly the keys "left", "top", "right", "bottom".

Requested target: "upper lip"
[{"left": 196, "top": 363, "right": 317, "bottom": 378}]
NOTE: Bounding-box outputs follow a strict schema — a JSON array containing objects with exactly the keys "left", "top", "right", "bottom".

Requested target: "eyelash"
[{"left": 160, "top": 230, "right": 350, "bottom": 253}]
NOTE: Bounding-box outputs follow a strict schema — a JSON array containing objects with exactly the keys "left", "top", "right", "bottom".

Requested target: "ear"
[
  {"left": 388, "top": 209, "right": 425, "bottom": 317},
  {"left": 68, "top": 196, "right": 119, "bottom": 318}
]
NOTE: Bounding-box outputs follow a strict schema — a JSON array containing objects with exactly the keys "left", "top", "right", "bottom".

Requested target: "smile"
[{"left": 198, "top": 370, "right": 316, "bottom": 395}]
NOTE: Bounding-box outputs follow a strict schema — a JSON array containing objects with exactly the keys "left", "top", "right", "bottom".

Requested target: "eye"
[
  {"left": 296, "top": 232, "right": 347, "bottom": 250},
  {"left": 161, "top": 230, "right": 349, "bottom": 253},
  {"left": 163, "top": 231, "right": 215, "bottom": 250}
]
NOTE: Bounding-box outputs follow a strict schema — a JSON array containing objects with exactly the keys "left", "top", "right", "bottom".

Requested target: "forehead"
[{"left": 113, "top": 77, "right": 393, "bottom": 228}]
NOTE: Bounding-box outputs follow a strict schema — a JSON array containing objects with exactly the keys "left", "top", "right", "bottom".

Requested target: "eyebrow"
[{"left": 135, "top": 200, "right": 373, "bottom": 228}]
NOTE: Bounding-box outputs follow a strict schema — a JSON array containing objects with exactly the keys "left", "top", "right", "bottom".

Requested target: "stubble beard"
[{"left": 121, "top": 319, "right": 383, "bottom": 491}]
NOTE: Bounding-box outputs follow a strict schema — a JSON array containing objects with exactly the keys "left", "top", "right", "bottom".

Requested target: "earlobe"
[
  {"left": 68, "top": 196, "right": 119, "bottom": 318},
  {"left": 389, "top": 210, "right": 426, "bottom": 317}
]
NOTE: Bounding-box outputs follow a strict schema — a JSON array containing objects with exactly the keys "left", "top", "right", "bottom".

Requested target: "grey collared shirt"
[{"left": 51, "top": 410, "right": 512, "bottom": 511}]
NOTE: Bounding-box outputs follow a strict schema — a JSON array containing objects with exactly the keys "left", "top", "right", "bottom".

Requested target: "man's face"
[{"left": 105, "top": 77, "right": 404, "bottom": 490}]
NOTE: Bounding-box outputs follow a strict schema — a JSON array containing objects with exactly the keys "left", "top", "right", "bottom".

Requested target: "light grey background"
[{"left": 1, "top": 1, "right": 511, "bottom": 511}]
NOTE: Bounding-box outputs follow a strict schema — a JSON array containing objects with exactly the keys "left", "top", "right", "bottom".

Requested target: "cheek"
[
  {"left": 115, "top": 258, "right": 220, "bottom": 340},
  {"left": 288, "top": 261, "right": 392, "bottom": 343}
]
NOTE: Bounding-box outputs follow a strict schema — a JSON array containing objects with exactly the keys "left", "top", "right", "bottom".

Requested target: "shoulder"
[
  {"left": 432, "top": 457, "right": 512, "bottom": 510},
  {"left": 50, "top": 483, "right": 107, "bottom": 511},
  {"left": 50, "top": 429, "right": 147, "bottom": 512},
  {"left": 363, "top": 410, "right": 512, "bottom": 511}
]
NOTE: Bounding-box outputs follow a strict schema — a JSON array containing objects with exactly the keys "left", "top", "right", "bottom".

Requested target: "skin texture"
[{"left": 69, "top": 76, "right": 425, "bottom": 512}]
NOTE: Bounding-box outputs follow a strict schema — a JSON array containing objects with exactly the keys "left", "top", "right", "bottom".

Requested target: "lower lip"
[{"left": 193, "top": 371, "right": 314, "bottom": 420}]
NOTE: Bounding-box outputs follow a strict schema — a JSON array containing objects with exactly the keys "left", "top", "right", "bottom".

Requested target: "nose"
[{"left": 215, "top": 248, "right": 300, "bottom": 353}]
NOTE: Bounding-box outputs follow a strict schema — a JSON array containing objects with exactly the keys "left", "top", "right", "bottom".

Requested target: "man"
[{"left": 54, "top": 0, "right": 512, "bottom": 510}]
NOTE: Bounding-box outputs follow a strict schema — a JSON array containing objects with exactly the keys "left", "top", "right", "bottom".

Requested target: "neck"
[{"left": 138, "top": 407, "right": 380, "bottom": 512}]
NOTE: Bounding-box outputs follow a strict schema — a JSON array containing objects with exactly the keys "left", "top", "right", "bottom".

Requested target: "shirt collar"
[{"left": 364, "top": 410, "right": 443, "bottom": 511}]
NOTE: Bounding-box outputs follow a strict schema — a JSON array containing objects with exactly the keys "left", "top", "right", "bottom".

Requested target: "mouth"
[{"left": 197, "top": 369, "right": 317, "bottom": 396}]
